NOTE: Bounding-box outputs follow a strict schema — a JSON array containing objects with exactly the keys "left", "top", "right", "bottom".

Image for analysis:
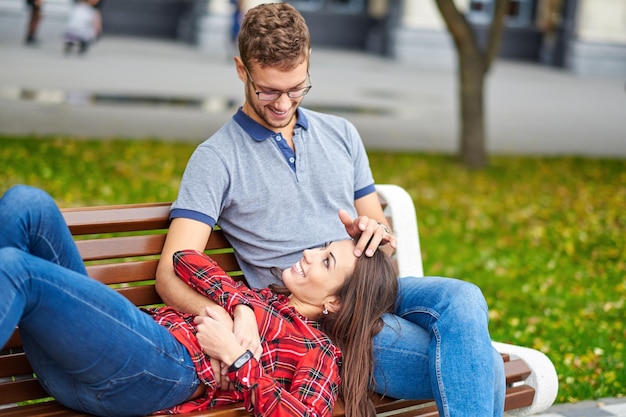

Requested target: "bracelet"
[
  {"left": 228, "top": 350, "right": 253, "bottom": 373},
  {"left": 377, "top": 222, "right": 390, "bottom": 234}
]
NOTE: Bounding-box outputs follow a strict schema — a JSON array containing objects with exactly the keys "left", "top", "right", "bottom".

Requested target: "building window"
[
  {"left": 329, "top": 0, "right": 364, "bottom": 13},
  {"left": 290, "top": 0, "right": 364, "bottom": 13},
  {"left": 290, "top": 0, "right": 324, "bottom": 11},
  {"left": 467, "top": 0, "right": 535, "bottom": 27}
]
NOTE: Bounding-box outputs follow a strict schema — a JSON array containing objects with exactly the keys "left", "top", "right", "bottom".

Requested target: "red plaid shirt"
[{"left": 145, "top": 250, "right": 342, "bottom": 416}]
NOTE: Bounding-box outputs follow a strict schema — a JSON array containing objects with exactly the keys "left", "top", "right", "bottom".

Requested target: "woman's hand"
[
  {"left": 232, "top": 305, "right": 262, "bottom": 360},
  {"left": 195, "top": 308, "right": 246, "bottom": 372},
  {"left": 198, "top": 305, "right": 237, "bottom": 390}
]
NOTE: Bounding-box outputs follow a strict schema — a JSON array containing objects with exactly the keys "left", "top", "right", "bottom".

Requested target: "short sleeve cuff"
[
  {"left": 355, "top": 183, "right": 376, "bottom": 200},
  {"left": 170, "top": 208, "right": 217, "bottom": 228}
]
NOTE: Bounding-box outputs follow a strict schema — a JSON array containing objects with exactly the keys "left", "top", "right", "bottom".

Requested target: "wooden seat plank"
[
  {"left": 0, "top": 379, "right": 49, "bottom": 406},
  {"left": 504, "top": 358, "right": 532, "bottom": 384},
  {"left": 0, "top": 354, "right": 32, "bottom": 378}
]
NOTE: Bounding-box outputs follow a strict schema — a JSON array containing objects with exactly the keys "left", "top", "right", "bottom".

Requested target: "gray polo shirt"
[{"left": 171, "top": 107, "right": 376, "bottom": 288}]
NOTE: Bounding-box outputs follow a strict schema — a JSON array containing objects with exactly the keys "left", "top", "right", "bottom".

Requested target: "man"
[{"left": 156, "top": 3, "right": 505, "bottom": 416}]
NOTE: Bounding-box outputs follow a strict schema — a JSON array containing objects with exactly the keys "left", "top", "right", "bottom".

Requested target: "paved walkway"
[
  {"left": 1, "top": 36, "right": 625, "bottom": 157},
  {"left": 533, "top": 398, "right": 626, "bottom": 417},
  {"left": 0, "top": 35, "right": 625, "bottom": 416}
]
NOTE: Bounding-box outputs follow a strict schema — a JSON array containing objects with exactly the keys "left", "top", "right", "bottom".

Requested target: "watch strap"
[{"left": 228, "top": 349, "right": 254, "bottom": 373}]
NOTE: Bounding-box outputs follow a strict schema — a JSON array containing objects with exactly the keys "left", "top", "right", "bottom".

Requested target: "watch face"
[{"left": 230, "top": 350, "right": 253, "bottom": 372}]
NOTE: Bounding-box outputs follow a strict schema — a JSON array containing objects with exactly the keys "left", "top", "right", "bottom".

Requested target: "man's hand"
[
  {"left": 338, "top": 209, "right": 396, "bottom": 257},
  {"left": 200, "top": 302, "right": 234, "bottom": 325}
]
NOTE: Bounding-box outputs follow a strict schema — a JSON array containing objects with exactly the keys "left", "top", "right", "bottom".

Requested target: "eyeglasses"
[{"left": 244, "top": 66, "right": 312, "bottom": 101}]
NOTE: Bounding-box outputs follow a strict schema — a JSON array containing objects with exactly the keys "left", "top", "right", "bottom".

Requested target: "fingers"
[
  {"left": 338, "top": 209, "right": 360, "bottom": 238},
  {"left": 354, "top": 219, "right": 394, "bottom": 257},
  {"left": 210, "top": 357, "right": 230, "bottom": 391},
  {"left": 338, "top": 209, "right": 352, "bottom": 226},
  {"left": 338, "top": 210, "right": 395, "bottom": 257}
]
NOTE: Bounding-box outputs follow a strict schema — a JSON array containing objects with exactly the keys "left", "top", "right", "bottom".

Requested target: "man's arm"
[
  {"left": 341, "top": 191, "right": 396, "bottom": 257},
  {"left": 156, "top": 217, "right": 227, "bottom": 318},
  {"left": 156, "top": 217, "right": 262, "bottom": 361}
]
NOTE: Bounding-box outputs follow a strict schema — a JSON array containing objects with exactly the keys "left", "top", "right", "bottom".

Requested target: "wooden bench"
[{"left": 0, "top": 184, "right": 558, "bottom": 416}]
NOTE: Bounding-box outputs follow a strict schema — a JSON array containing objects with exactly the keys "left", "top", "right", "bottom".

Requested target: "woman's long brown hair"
[
  {"left": 271, "top": 245, "right": 398, "bottom": 416},
  {"left": 318, "top": 248, "right": 398, "bottom": 417}
]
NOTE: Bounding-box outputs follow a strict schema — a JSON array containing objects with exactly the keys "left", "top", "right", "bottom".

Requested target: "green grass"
[{"left": 1, "top": 134, "right": 625, "bottom": 403}]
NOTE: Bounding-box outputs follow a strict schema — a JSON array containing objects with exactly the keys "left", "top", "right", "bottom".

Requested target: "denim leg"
[
  {"left": 371, "top": 276, "right": 505, "bottom": 417},
  {"left": 0, "top": 248, "right": 200, "bottom": 417},
  {"left": 0, "top": 185, "right": 86, "bottom": 274}
]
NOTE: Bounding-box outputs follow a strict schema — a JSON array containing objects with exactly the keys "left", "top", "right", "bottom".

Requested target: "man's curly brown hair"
[{"left": 238, "top": 3, "right": 310, "bottom": 71}]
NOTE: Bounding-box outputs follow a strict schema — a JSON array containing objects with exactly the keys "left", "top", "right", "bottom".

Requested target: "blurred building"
[
  {"left": 390, "top": 0, "right": 626, "bottom": 76},
  {"left": 0, "top": 0, "right": 624, "bottom": 76}
]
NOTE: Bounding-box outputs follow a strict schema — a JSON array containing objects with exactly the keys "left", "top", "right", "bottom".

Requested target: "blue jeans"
[
  {"left": 371, "top": 276, "right": 505, "bottom": 416},
  {"left": 0, "top": 186, "right": 200, "bottom": 417}
]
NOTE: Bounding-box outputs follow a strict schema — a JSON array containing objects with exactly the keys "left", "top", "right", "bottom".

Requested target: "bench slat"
[
  {"left": 2, "top": 332, "right": 22, "bottom": 351},
  {"left": 0, "top": 379, "right": 48, "bottom": 406},
  {"left": 62, "top": 203, "right": 171, "bottom": 235},
  {"left": 0, "top": 353, "right": 31, "bottom": 379},
  {"left": 86, "top": 260, "right": 160, "bottom": 285},
  {"left": 504, "top": 386, "right": 536, "bottom": 411},
  {"left": 370, "top": 399, "right": 434, "bottom": 415},
  {"left": 86, "top": 254, "right": 240, "bottom": 287},
  {"left": 177, "top": 405, "right": 249, "bottom": 417},
  {"left": 116, "top": 286, "right": 163, "bottom": 307},
  {"left": 388, "top": 405, "right": 439, "bottom": 417},
  {"left": 76, "top": 235, "right": 167, "bottom": 262},
  {"left": 0, "top": 400, "right": 92, "bottom": 417},
  {"left": 504, "top": 358, "right": 532, "bottom": 384}
]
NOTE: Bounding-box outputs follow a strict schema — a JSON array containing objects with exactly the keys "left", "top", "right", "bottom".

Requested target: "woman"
[{"left": 0, "top": 185, "right": 397, "bottom": 417}]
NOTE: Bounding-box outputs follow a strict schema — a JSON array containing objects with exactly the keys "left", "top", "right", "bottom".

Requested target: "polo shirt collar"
[{"left": 233, "top": 107, "right": 309, "bottom": 142}]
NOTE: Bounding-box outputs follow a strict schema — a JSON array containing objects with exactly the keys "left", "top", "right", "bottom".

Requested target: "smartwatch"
[{"left": 228, "top": 350, "right": 254, "bottom": 373}]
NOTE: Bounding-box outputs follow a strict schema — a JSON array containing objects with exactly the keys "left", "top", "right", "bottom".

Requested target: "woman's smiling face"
[{"left": 282, "top": 240, "right": 357, "bottom": 316}]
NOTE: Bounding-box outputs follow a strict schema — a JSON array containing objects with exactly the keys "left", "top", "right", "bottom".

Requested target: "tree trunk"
[
  {"left": 435, "top": 0, "right": 510, "bottom": 169},
  {"left": 459, "top": 52, "right": 487, "bottom": 168}
]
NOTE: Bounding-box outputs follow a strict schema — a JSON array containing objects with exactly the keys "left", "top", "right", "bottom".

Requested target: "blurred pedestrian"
[
  {"left": 63, "top": 0, "right": 102, "bottom": 55},
  {"left": 24, "top": 0, "right": 43, "bottom": 46},
  {"left": 232, "top": 0, "right": 282, "bottom": 42}
]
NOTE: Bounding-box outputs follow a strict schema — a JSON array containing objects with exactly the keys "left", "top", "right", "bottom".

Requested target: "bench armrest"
[
  {"left": 493, "top": 341, "right": 559, "bottom": 416},
  {"left": 375, "top": 184, "right": 424, "bottom": 278}
]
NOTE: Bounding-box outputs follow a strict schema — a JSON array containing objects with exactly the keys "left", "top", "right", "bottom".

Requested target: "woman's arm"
[
  {"left": 174, "top": 248, "right": 263, "bottom": 361},
  {"left": 236, "top": 346, "right": 340, "bottom": 416},
  {"left": 194, "top": 317, "right": 341, "bottom": 417},
  {"left": 172, "top": 249, "right": 253, "bottom": 313}
]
